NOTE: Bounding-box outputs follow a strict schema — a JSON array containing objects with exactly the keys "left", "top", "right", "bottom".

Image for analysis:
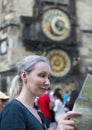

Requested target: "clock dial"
[
  {"left": 41, "top": 9, "right": 71, "bottom": 41},
  {"left": 47, "top": 49, "right": 71, "bottom": 77}
]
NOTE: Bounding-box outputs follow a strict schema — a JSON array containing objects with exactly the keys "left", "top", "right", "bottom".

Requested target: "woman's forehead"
[{"left": 33, "top": 61, "right": 51, "bottom": 72}]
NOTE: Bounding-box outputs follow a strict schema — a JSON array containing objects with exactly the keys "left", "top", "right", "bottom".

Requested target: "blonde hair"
[{"left": 9, "top": 75, "right": 22, "bottom": 100}]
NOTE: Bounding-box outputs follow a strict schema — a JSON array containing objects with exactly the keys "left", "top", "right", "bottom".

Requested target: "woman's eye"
[
  {"left": 39, "top": 73, "right": 46, "bottom": 78},
  {"left": 38, "top": 72, "right": 51, "bottom": 79}
]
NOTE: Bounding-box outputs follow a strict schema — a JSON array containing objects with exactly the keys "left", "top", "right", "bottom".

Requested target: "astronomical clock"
[{"left": 21, "top": 0, "right": 79, "bottom": 79}]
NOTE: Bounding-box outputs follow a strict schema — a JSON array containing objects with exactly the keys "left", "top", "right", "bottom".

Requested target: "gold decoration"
[
  {"left": 41, "top": 9, "right": 71, "bottom": 41},
  {"left": 47, "top": 49, "right": 71, "bottom": 77}
]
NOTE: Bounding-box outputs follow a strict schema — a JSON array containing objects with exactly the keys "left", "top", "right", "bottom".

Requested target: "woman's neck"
[{"left": 16, "top": 91, "right": 35, "bottom": 108}]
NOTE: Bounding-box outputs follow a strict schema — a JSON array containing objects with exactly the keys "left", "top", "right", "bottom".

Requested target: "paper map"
[{"left": 72, "top": 74, "right": 92, "bottom": 130}]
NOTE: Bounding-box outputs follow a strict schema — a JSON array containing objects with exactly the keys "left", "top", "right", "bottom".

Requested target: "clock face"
[
  {"left": 0, "top": 40, "right": 8, "bottom": 54},
  {"left": 47, "top": 49, "right": 71, "bottom": 77},
  {"left": 41, "top": 9, "right": 71, "bottom": 42}
]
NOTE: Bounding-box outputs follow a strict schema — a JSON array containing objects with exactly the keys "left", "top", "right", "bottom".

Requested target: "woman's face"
[{"left": 23, "top": 61, "right": 51, "bottom": 97}]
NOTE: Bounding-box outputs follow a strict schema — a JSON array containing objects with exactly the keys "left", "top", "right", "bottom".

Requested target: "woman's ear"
[{"left": 21, "top": 71, "right": 27, "bottom": 83}]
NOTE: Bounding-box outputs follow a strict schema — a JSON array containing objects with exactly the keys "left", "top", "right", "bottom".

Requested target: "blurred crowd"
[{"left": 33, "top": 86, "right": 80, "bottom": 127}]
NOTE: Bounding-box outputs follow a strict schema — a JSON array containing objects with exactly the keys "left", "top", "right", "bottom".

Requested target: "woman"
[
  {"left": 53, "top": 91, "right": 65, "bottom": 123},
  {"left": 0, "top": 55, "right": 81, "bottom": 130}
]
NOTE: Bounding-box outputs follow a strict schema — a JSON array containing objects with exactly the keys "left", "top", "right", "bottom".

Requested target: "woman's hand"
[{"left": 56, "top": 111, "right": 82, "bottom": 130}]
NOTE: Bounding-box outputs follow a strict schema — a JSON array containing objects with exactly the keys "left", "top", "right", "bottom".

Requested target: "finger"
[
  {"left": 58, "top": 119, "right": 75, "bottom": 126},
  {"left": 63, "top": 125, "right": 75, "bottom": 130},
  {"left": 58, "top": 122, "right": 76, "bottom": 130},
  {"left": 62, "top": 111, "right": 82, "bottom": 120}
]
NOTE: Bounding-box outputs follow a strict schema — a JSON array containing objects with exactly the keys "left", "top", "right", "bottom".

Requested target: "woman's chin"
[{"left": 38, "top": 91, "right": 45, "bottom": 97}]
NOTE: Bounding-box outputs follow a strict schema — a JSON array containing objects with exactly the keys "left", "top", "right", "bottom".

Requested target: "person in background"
[
  {"left": 48, "top": 87, "right": 55, "bottom": 123},
  {"left": 63, "top": 90, "right": 69, "bottom": 105},
  {"left": 0, "top": 55, "right": 82, "bottom": 130},
  {"left": 65, "top": 89, "right": 79, "bottom": 111},
  {"left": 37, "top": 89, "right": 52, "bottom": 127},
  {"left": 53, "top": 91, "right": 65, "bottom": 123},
  {"left": 0, "top": 91, "right": 9, "bottom": 112},
  {"left": 68, "top": 89, "right": 72, "bottom": 97}
]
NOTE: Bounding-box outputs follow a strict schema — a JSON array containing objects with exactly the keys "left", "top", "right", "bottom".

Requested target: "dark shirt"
[{"left": 0, "top": 99, "right": 48, "bottom": 130}]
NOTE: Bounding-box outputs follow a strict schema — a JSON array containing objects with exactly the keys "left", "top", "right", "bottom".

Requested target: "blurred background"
[{"left": 0, "top": 0, "right": 92, "bottom": 96}]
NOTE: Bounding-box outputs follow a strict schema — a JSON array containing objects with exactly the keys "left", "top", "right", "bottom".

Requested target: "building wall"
[
  {"left": 0, "top": 0, "right": 92, "bottom": 92},
  {"left": 76, "top": 0, "right": 92, "bottom": 73}
]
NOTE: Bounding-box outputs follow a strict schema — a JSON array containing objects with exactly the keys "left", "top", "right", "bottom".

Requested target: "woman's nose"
[{"left": 45, "top": 78, "right": 50, "bottom": 86}]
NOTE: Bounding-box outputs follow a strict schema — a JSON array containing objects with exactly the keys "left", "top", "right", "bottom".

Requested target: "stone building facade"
[{"left": 0, "top": 0, "right": 92, "bottom": 94}]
